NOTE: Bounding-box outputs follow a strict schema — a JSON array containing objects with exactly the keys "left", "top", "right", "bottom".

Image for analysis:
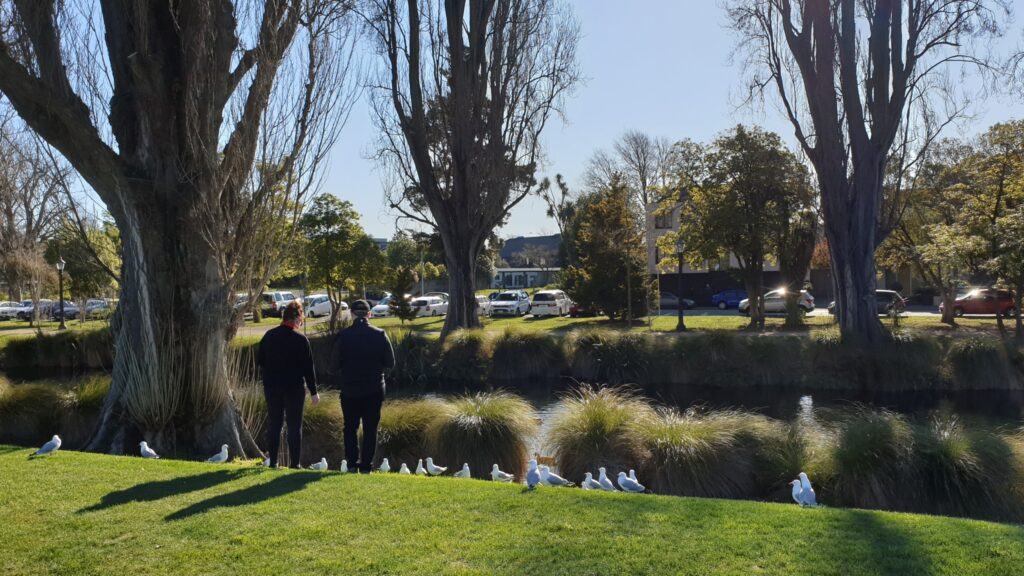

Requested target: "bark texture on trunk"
[{"left": 441, "top": 237, "right": 483, "bottom": 335}]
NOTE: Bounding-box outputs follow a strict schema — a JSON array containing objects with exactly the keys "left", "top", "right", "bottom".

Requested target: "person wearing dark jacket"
[
  {"left": 258, "top": 300, "right": 319, "bottom": 468},
  {"left": 330, "top": 299, "right": 395, "bottom": 473}
]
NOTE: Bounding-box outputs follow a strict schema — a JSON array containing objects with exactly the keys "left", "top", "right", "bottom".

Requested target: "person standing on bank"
[
  {"left": 258, "top": 300, "right": 319, "bottom": 468},
  {"left": 330, "top": 299, "right": 395, "bottom": 473}
]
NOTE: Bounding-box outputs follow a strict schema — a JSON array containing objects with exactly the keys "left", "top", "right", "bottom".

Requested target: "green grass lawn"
[{"left": 2, "top": 447, "right": 1022, "bottom": 575}]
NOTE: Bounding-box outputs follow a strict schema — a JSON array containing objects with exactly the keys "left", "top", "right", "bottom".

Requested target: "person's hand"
[{"left": 311, "top": 393, "right": 320, "bottom": 406}]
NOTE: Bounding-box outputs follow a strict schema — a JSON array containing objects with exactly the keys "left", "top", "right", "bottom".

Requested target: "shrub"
[
  {"left": 427, "top": 391, "right": 537, "bottom": 479},
  {"left": 545, "top": 385, "right": 652, "bottom": 483},
  {"left": 0, "top": 329, "right": 114, "bottom": 371},
  {"left": 566, "top": 330, "right": 650, "bottom": 385},
  {"left": 435, "top": 330, "right": 492, "bottom": 391},
  {"left": 386, "top": 329, "right": 436, "bottom": 392},
  {"left": 490, "top": 329, "right": 567, "bottom": 385},
  {"left": 0, "top": 382, "right": 66, "bottom": 446},
  {"left": 946, "top": 337, "right": 1015, "bottom": 390},
  {"left": 828, "top": 408, "right": 915, "bottom": 510},
  {"left": 631, "top": 407, "right": 764, "bottom": 498},
  {"left": 375, "top": 397, "right": 448, "bottom": 468},
  {"left": 59, "top": 375, "right": 111, "bottom": 447}
]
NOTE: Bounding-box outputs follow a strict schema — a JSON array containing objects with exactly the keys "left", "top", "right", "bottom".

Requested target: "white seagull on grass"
[
  {"left": 139, "top": 441, "right": 160, "bottom": 459},
  {"left": 526, "top": 459, "right": 541, "bottom": 489},
  {"left": 539, "top": 465, "right": 575, "bottom": 487},
  {"left": 415, "top": 459, "right": 427, "bottom": 475},
  {"left": 597, "top": 467, "right": 616, "bottom": 491},
  {"left": 399, "top": 463, "right": 411, "bottom": 475},
  {"left": 491, "top": 464, "right": 514, "bottom": 483},
  {"left": 791, "top": 472, "right": 818, "bottom": 507},
  {"left": 339, "top": 459, "right": 349, "bottom": 474},
  {"left": 617, "top": 471, "right": 645, "bottom": 493},
  {"left": 379, "top": 458, "right": 391, "bottom": 473},
  {"left": 206, "top": 444, "right": 228, "bottom": 464},
  {"left": 310, "top": 458, "right": 328, "bottom": 471},
  {"left": 454, "top": 463, "right": 471, "bottom": 478},
  {"left": 32, "top": 435, "right": 61, "bottom": 457},
  {"left": 582, "top": 472, "right": 603, "bottom": 490},
  {"left": 425, "top": 457, "right": 447, "bottom": 476}
]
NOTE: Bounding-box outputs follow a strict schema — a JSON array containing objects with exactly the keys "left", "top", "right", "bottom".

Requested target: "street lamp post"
[
  {"left": 56, "top": 256, "right": 67, "bottom": 331},
  {"left": 676, "top": 240, "right": 686, "bottom": 332}
]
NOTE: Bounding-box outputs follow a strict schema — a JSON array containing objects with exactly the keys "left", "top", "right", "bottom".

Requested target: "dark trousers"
[
  {"left": 265, "top": 385, "right": 306, "bottom": 468},
  {"left": 341, "top": 392, "right": 384, "bottom": 473}
]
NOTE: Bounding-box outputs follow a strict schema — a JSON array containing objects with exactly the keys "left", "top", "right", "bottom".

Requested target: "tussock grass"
[
  {"left": 490, "top": 328, "right": 566, "bottom": 385},
  {"left": 386, "top": 329, "right": 436, "bottom": 392},
  {"left": 828, "top": 408, "right": 915, "bottom": 510},
  {"left": 0, "top": 382, "right": 65, "bottom": 445},
  {"left": 545, "top": 385, "right": 652, "bottom": 483},
  {"left": 376, "top": 397, "right": 447, "bottom": 468},
  {"left": 565, "top": 330, "right": 650, "bottom": 385},
  {"left": 427, "top": 391, "right": 537, "bottom": 479},
  {"left": 0, "top": 329, "right": 114, "bottom": 370},
  {"left": 435, "top": 330, "right": 492, "bottom": 391},
  {"left": 946, "top": 337, "right": 1016, "bottom": 390}
]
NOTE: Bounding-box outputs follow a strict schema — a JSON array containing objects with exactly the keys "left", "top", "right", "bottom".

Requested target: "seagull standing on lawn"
[
  {"left": 379, "top": 458, "right": 391, "bottom": 473},
  {"left": 629, "top": 469, "right": 638, "bottom": 482},
  {"left": 582, "top": 472, "right": 603, "bottom": 490},
  {"left": 310, "top": 458, "right": 328, "bottom": 471},
  {"left": 798, "top": 472, "right": 817, "bottom": 507},
  {"left": 206, "top": 444, "right": 228, "bottom": 464},
  {"left": 617, "top": 471, "right": 646, "bottom": 493},
  {"left": 526, "top": 459, "right": 541, "bottom": 489},
  {"left": 139, "top": 441, "right": 160, "bottom": 459},
  {"left": 425, "top": 457, "right": 447, "bottom": 476},
  {"left": 540, "top": 465, "right": 575, "bottom": 487},
  {"left": 32, "top": 435, "right": 61, "bottom": 457},
  {"left": 491, "top": 464, "right": 514, "bottom": 483},
  {"left": 454, "top": 463, "right": 471, "bottom": 478},
  {"left": 597, "top": 467, "right": 616, "bottom": 491},
  {"left": 339, "top": 459, "right": 349, "bottom": 473},
  {"left": 415, "top": 459, "right": 427, "bottom": 475},
  {"left": 399, "top": 463, "right": 411, "bottom": 474},
  {"left": 790, "top": 480, "right": 803, "bottom": 505}
]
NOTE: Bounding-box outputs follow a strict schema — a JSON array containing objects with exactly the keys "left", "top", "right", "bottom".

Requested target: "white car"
[
  {"left": 530, "top": 290, "right": 570, "bottom": 317},
  {"left": 411, "top": 296, "right": 448, "bottom": 317},
  {"left": 489, "top": 290, "right": 531, "bottom": 317},
  {"left": 0, "top": 301, "right": 20, "bottom": 320},
  {"left": 304, "top": 294, "right": 347, "bottom": 318},
  {"left": 371, "top": 295, "right": 395, "bottom": 318},
  {"left": 739, "top": 289, "right": 815, "bottom": 315}
]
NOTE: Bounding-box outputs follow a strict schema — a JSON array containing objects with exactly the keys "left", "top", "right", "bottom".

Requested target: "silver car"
[{"left": 738, "top": 289, "right": 815, "bottom": 315}]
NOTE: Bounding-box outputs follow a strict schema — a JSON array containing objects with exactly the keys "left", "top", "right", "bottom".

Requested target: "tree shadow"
[
  {"left": 78, "top": 469, "right": 255, "bottom": 513},
  {"left": 164, "top": 471, "right": 326, "bottom": 521},
  {"left": 0, "top": 445, "right": 27, "bottom": 456},
  {"left": 833, "top": 509, "right": 935, "bottom": 574}
]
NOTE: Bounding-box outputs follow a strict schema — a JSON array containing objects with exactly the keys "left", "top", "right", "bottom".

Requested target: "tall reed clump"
[
  {"left": 427, "top": 391, "right": 538, "bottom": 479},
  {"left": 435, "top": 330, "right": 493, "bottom": 391},
  {"left": 0, "top": 382, "right": 67, "bottom": 446},
  {"left": 826, "top": 408, "right": 915, "bottom": 510},
  {"left": 946, "top": 337, "right": 1016, "bottom": 390},
  {"left": 58, "top": 375, "right": 112, "bottom": 447},
  {"left": 375, "top": 397, "right": 448, "bottom": 468},
  {"left": 630, "top": 407, "right": 783, "bottom": 498},
  {"left": 489, "top": 329, "right": 567, "bottom": 385},
  {"left": 386, "top": 329, "right": 436, "bottom": 392},
  {"left": 566, "top": 330, "right": 650, "bottom": 385},
  {"left": 0, "top": 329, "right": 114, "bottom": 371},
  {"left": 545, "top": 385, "right": 653, "bottom": 483}
]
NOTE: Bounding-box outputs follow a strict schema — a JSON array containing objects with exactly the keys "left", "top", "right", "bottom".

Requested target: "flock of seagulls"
[{"left": 31, "top": 435, "right": 821, "bottom": 507}]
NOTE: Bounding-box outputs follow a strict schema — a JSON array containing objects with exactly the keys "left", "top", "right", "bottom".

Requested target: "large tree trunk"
[
  {"left": 743, "top": 268, "right": 765, "bottom": 331},
  {"left": 86, "top": 197, "right": 259, "bottom": 459},
  {"left": 440, "top": 235, "right": 483, "bottom": 336}
]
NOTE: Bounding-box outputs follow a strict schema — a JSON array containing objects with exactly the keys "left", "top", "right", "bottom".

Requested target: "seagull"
[
  {"left": 526, "top": 459, "right": 541, "bottom": 489},
  {"left": 379, "top": 458, "right": 391, "bottom": 473},
  {"left": 139, "top": 441, "right": 160, "bottom": 459},
  {"left": 32, "top": 435, "right": 61, "bottom": 457},
  {"left": 206, "top": 444, "right": 228, "bottom": 464},
  {"left": 617, "top": 471, "right": 646, "bottom": 493},
  {"left": 262, "top": 457, "right": 271, "bottom": 467},
  {"left": 597, "top": 467, "right": 616, "bottom": 491},
  {"left": 629, "top": 469, "right": 638, "bottom": 482},
  {"left": 425, "top": 457, "right": 447, "bottom": 476},
  {"left": 798, "top": 472, "right": 818, "bottom": 507},
  {"left": 454, "top": 463, "right": 471, "bottom": 478},
  {"left": 415, "top": 459, "right": 426, "bottom": 475},
  {"left": 399, "top": 463, "right": 411, "bottom": 475},
  {"left": 490, "top": 464, "right": 514, "bottom": 483},
  {"left": 540, "top": 465, "right": 575, "bottom": 487},
  {"left": 339, "top": 459, "right": 348, "bottom": 474},
  {"left": 790, "top": 479, "right": 803, "bottom": 505},
  {"left": 310, "top": 458, "right": 328, "bottom": 471},
  {"left": 582, "top": 472, "right": 603, "bottom": 490}
]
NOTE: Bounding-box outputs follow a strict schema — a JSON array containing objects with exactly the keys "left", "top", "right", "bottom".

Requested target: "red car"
[
  {"left": 568, "top": 302, "right": 598, "bottom": 318},
  {"left": 940, "top": 288, "right": 1017, "bottom": 317}
]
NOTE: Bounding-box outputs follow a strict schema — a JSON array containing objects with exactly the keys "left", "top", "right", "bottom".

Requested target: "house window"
[{"left": 654, "top": 211, "right": 672, "bottom": 229}]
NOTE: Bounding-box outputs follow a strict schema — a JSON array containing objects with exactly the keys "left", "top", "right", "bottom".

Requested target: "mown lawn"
[{"left": 2, "top": 447, "right": 1022, "bottom": 576}]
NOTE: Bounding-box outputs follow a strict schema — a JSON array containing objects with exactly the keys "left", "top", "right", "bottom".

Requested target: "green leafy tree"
[
  {"left": 45, "top": 218, "right": 120, "bottom": 301},
  {"left": 989, "top": 206, "right": 1024, "bottom": 339},
  {"left": 562, "top": 177, "right": 649, "bottom": 321},
  {"left": 388, "top": 267, "right": 420, "bottom": 324}
]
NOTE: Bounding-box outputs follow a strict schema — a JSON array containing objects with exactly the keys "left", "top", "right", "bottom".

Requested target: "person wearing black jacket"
[
  {"left": 258, "top": 300, "right": 319, "bottom": 468},
  {"left": 330, "top": 299, "right": 395, "bottom": 473}
]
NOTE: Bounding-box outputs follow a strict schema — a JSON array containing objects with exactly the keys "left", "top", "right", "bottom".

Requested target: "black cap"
[{"left": 351, "top": 299, "right": 370, "bottom": 312}]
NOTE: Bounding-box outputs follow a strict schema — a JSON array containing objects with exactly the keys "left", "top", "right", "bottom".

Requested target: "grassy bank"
[{"left": 2, "top": 448, "right": 1022, "bottom": 576}]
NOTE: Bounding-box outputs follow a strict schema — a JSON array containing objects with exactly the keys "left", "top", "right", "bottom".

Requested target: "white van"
[
  {"left": 411, "top": 296, "right": 448, "bottom": 317},
  {"left": 531, "top": 290, "right": 570, "bottom": 317}
]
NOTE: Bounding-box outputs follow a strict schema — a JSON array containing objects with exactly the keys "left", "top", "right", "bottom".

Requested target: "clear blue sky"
[{"left": 325, "top": 0, "right": 1024, "bottom": 240}]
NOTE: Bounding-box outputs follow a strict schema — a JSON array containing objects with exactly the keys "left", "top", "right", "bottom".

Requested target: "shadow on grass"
[
  {"left": 0, "top": 445, "right": 28, "bottom": 456},
  {"left": 79, "top": 468, "right": 256, "bottom": 513},
  {"left": 833, "top": 510, "right": 935, "bottom": 575},
  {"left": 165, "top": 471, "right": 326, "bottom": 521}
]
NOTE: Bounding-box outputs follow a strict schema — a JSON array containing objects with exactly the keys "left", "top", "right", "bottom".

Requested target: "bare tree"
[
  {"left": 584, "top": 130, "right": 671, "bottom": 215},
  {"left": 728, "top": 0, "right": 1008, "bottom": 342},
  {"left": 0, "top": 1, "right": 358, "bottom": 456},
  {"left": 361, "top": 0, "right": 581, "bottom": 336}
]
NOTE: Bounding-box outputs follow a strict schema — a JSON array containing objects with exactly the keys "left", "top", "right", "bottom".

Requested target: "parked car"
[
  {"left": 939, "top": 288, "right": 1016, "bottom": 317},
  {"left": 260, "top": 291, "right": 297, "bottom": 318},
  {"left": 489, "top": 290, "right": 531, "bottom": 317},
  {"left": 0, "top": 301, "right": 22, "bottom": 320},
  {"left": 658, "top": 291, "right": 695, "bottom": 310},
  {"left": 370, "top": 295, "right": 394, "bottom": 318},
  {"left": 531, "top": 290, "right": 570, "bottom": 317},
  {"left": 569, "top": 302, "right": 598, "bottom": 318},
  {"left": 476, "top": 295, "right": 492, "bottom": 316},
  {"left": 51, "top": 301, "right": 80, "bottom": 321},
  {"left": 711, "top": 289, "right": 748, "bottom": 310},
  {"left": 739, "top": 289, "right": 815, "bottom": 315},
  {"left": 304, "top": 294, "right": 346, "bottom": 318},
  {"left": 828, "top": 290, "right": 907, "bottom": 316},
  {"left": 410, "top": 296, "right": 448, "bottom": 317},
  {"left": 424, "top": 291, "right": 449, "bottom": 302},
  {"left": 364, "top": 291, "right": 392, "bottom": 306},
  {"left": 87, "top": 300, "right": 116, "bottom": 320},
  {"left": 17, "top": 299, "right": 54, "bottom": 320}
]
